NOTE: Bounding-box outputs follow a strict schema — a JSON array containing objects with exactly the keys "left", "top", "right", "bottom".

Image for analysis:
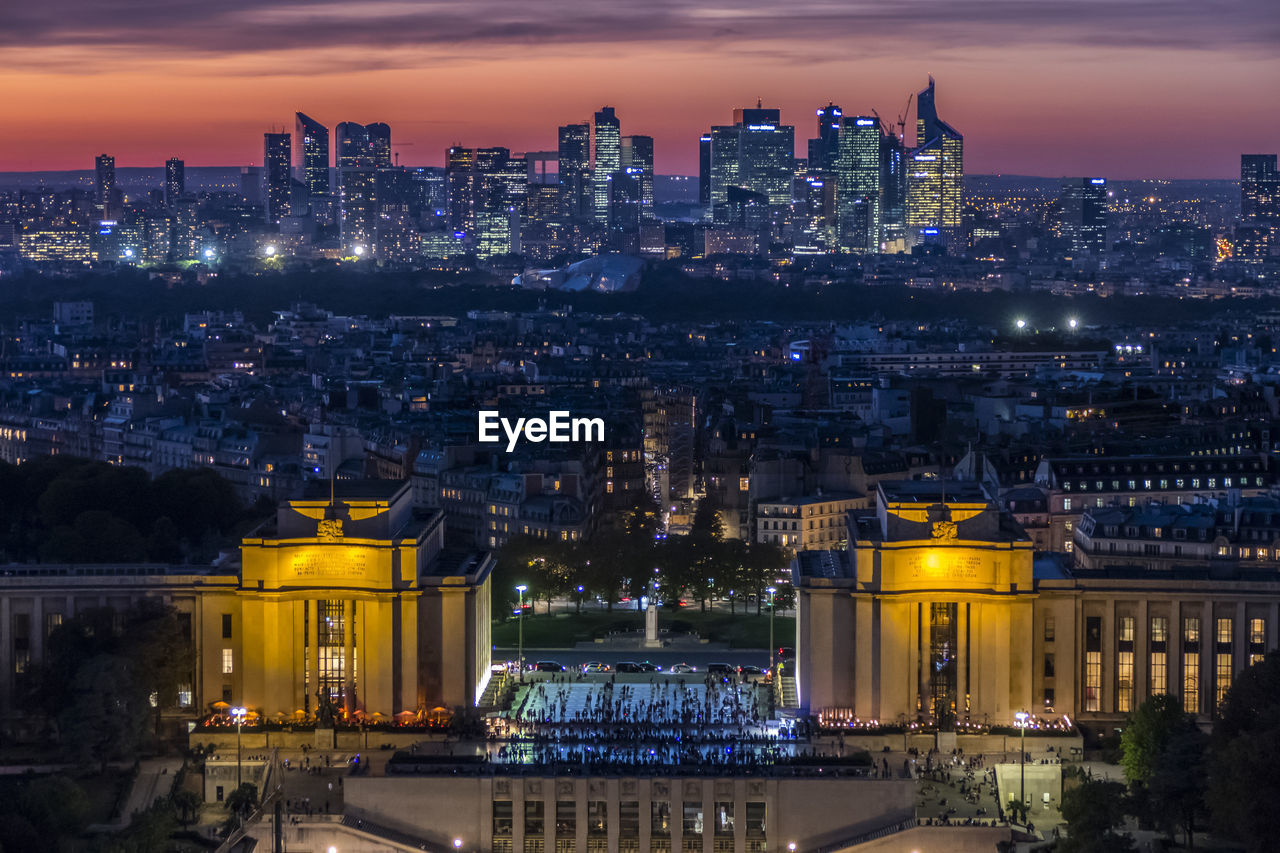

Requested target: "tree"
[
  {"left": 1207, "top": 652, "right": 1280, "bottom": 853},
  {"left": 123, "top": 599, "right": 195, "bottom": 735},
  {"left": 1121, "top": 694, "right": 1188, "bottom": 787},
  {"left": 1056, "top": 779, "right": 1135, "bottom": 853},
  {"left": 57, "top": 654, "right": 151, "bottom": 773},
  {"left": 223, "top": 783, "right": 259, "bottom": 820},
  {"left": 171, "top": 789, "right": 203, "bottom": 828},
  {"left": 1148, "top": 726, "right": 1207, "bottom": 849}
]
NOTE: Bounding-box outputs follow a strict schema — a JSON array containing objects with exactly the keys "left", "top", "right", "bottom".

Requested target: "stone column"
[
  {"left": 343, "top": 600, "right": 357, "bottom": 713},
  {"left": 307, "top": 599, "right": 319, "bottom": 714}
]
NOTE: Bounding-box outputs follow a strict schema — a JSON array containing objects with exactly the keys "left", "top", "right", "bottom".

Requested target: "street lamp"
[
  {"left": 453, "top": 839, "right": 463, "bottom": 850},
  {"left": 231, "top": 706, "right": 248, "bottom": 789},
  {"left": 767, "top": 587, "right": 778, "bottom": 674},
  {"left": 788, "top": 843, "right": 796, "bottom": 852},
  {"left": 1068, "top": 318, "right": 1078, "bottom": 331},
  {"left": 576, "top": 585, "right": 584, "bottom": 614},
  {"left": 1015, "top": 710, "right": 1030, "bottom": 824},
  {"left": 1015, "top": 319, "right": 1027, "bottom": 331},
  {"left": 515, "top": 585, "right": 527, "bottom": 679}
]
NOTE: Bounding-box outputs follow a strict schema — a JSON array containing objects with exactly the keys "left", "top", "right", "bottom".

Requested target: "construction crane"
[
  {"left": 895, "top": 92, "right": 914, "bottom": 144},
  {"left": 393, "top": 142, "right": 416, "bottom": 167}
]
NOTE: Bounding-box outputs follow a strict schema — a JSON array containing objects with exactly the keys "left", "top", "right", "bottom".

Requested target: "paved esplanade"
[{"left": 512, "top": 679, "right": 763, "bottom": 726}]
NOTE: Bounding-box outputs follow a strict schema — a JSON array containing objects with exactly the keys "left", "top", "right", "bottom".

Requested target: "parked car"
[
  {"left": 637, "top": 661, "right": 662, "bottom": 672},
  {"left": 582, "top": 661, "right": 610, "bottom": 673},
  {"left": 707, "top": 663, "right": 735, "bottom": 676},
  {"left": 738, "top": 665, "right": 766, "bottom": 681},
  {"left": 669, "top": 663, "right": 696, "bottom": 674},
  {"left": 534, "top": 660, "right": 565, "bottom": 672},
  {"left": 614, "top": 661, "right": 642, "bottom": 673},
  {"left": 777, "top": 646, "right": 796, "bottom": 659}
]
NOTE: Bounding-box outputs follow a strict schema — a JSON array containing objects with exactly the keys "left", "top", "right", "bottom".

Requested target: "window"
[
  {"left": 714, "top": 803, "right": 734, "bottom": 835},
  {"left": 222, "top": 613, "right": 232, "bottom": 639},
  {"left": 222, "top": 648, "right": 234, "bottom": 674},
  {"left": 1216, "top": 617, "right": 1233, "bottom": 708},
  {"left": 1044, "top": 653, "right": 1055, "bottom": 678},
  {"left": 178, "top": 683, "right": 193, "bottom": 707},
  {"left": 1183, "top": 616, "right": 1201, "bottom": 714},
  {"left": 620, "top": 802, "right": 639, "bottom": 838},
  {"left": 1118, "top": 616, "right": 1135, "bottom": 713},
  {"left": 745, "top": 803, "right": 766, "bottom": 838},
  {"left": 556, "top": 801, "right": 576, "bottom": 837},
  {"left": 1249, "top": 618, "right": 1267, "bottom": 666},
  {"left": 1062, "top": 498, "right": 1072, "bottom": 512},
  {"left": 739, "top": 476, "right": 750, "bottom": 491},
  {"left": 683, "top": 802, "right": 703, "bottom": 836},
  {"left": 525, "top": 801, "right": 545, "bottom": 837},
  {"left": 1151, "top": 616, "right": 1169, "bottom": 695},
  {"left": 587, "top": 801, "right": 606, "bottom": 836},
  {"left": 1085, "top": 616, "right": 1102, "bottom": 712},
  {"left": 494, "top": 801, "right": 513, "bottom": 837},
  {"left": 651, "top": 801, "right": 671, "bottom": 836},
  {"left": 1044, "top": 616, "right": 1055, "bottom": 643},
  {"left": 44, "top": 612, "right": 63, "bottom": 638}
]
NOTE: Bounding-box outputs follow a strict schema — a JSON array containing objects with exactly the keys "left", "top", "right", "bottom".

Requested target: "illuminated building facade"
[
  {"left": 1241, "top": 153, "right": 1278, "bottom": 224},
  {"left": 835, "top": 116, "right": 882, "bottom": 253},
  {"left": 705, "top": 106, "right": 794, "bottom": 223},
  {"left": 94, "top": 154, "right": 116, "bottom": 214},
  {"left": 808, "top": 103, "right": 842, "bottom": 173},
  {"left": 905, "top": 77, "right": 963, "bottom": 253},
  {"left": 591, "top": 107, "right": 621, "bottom": 225},
  {"left": 557, "top": 123, "right": 592, "bottom": 220},
  {"left": 164, "top": 158, "right": 185, "bottom": 208},
  {"left": 263, "top": 131, "right": 292, "bottom": 223},
  {"left": 795, "top": 480, "right": 1280, "bottom": 730},
  {"left": 621, "top": 134, "right": 655, "bottom": 211},
  {"left": 0, "top": 480, "right": 495, "bottom": 720},
  {"left": 295, "top": 112, "right": 331, "bottom": 207},
  {"left": 1057, "top": 178, "right": 1108, "bottom": 258}
]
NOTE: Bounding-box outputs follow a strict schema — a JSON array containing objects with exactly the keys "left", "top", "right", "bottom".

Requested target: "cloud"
[{"left": 1, "top": 0, "right": 1276, "bottom": 72}]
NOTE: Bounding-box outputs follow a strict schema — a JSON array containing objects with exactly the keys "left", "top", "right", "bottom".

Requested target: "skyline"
[{"left": 2, "top": 0, "right": 1278, "bottom": 178}]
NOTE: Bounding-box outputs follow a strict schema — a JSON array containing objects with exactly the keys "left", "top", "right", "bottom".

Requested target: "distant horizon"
[{"left": 2, "top": 0, "right": 1277, "bottom": 179}]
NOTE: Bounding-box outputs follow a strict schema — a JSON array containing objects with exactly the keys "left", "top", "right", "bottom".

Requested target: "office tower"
[
  {"left": 879, "top": 131, "right": 907, "bottom": 252},
  {"left": 557, "top": 123, "right": 591, "bottom": 219},
  {"left": 698, "top": 135, "right": 712, "bottom": 207},
  {"left": 705, "top": 105, "right": 794, "bottom": 222},
  {"left": 621, "top": 135, "right": 654, "bottom": 211},
  {"left": 474, "top": 147, "right": 527, "bottom": 258},
  {"left": 835, "top": 116, "right": 882, "bottom": 253},
  {"left": 335, "top": 122, "right": 389, "bottom": 256},
  {"left": 1058, "top": 178, "right": 1109, "bottom": 258},
  {"left": 164, "top": 158, "right": 184, "bottom": 207},
  {"left": 808, "top": 103, "right": 842, "bottom": 173},
  {"left": 1241, "top": 154, "right": 1279, "bottom": 223},
  {"left": 592, "top": 107, "right": 621, "bottom": 224},
  {"left": 336, "top": 122, "right": 390, "bottom": 169},
  {"left": 263, "top": 132, "right": 292, "bottom": 223},
  {"left": 295, "top": 112, "right": 330, "bottom": 199},
  {"left": 445, "top": 146, "right": 477, "bottom": 236},
  {"left": 366, "top": 123, "right": 392, "bottom": 168},
  {"left": 94, "top": 154, "right": 115, "bottom": 210},
  {"left": 906, "top": 77, "right": 964, "bottom": 252}
]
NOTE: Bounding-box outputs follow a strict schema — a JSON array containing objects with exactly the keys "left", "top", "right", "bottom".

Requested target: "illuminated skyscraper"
[
  {"left": 879, "top": 131, "right": 907, "bottom": 252},
  {"left": 336, "top": 122, "right": 391, "bottom": 169},
  {"left": 835, "top": 116, "right": 882, "bottom": 253},
  {"left": 263, "top": 131, "right": 292, "bottom": 223},
  {"left": 621, "top": 135, "right": 654, "bottom": 211},
  {"left": 94, "top": 154, "right": 115, "bottom": 210},
  {"left": 705, "top": 105, "right": 794, "bottom": 223},
  {"left": 557, "top": 123, "right": 591, "bottom": 219},
  {"left": 335, "top": 122, "right": 389, "bottom": 255},
  {"left": 164, "top": 158, "right": 184, "bottom": 208},
  {"left": 698, "top": 134, "right": 712, "bottom": 207},
  {"left": 906, "top": 77, "right": 963, "bottom": 252},
  {"left": 295, "top": 112, "right": 331, "bottom": 198},
  {"left": 1058, "top": 178, "right": 1109, "bottom": 257},
  {"left": 1241, "top": 154, "right": 1279, "bottom": 223},
  {"left": 808, "top": 103, "right": 842, "bottom": 173},
  {"left": 592, "top": 107, "right": 621, "bottom": 225},
  {"left": 445, "top": 146, "right": 477, "bottom": 237}
]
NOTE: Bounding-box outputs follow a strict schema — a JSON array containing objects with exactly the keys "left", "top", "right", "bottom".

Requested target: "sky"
[{"left": 0, "top": 0, "right": 1277, "bottom": 178}]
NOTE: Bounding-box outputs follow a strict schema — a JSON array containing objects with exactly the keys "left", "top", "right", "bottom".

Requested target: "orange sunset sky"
[{"left": 1, "top": 0, "right": 1277, "bottom": 177}]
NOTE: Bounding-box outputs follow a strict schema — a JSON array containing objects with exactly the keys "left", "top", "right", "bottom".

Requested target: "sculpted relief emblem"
[
  {"left": 317, "top": 519, "right": 344, "bottom": 541},
  {"left": 931, "top": 520, "right": 958, "bottom": 541}
]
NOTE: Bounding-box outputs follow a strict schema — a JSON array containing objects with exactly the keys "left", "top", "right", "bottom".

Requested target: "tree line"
[
  {"left": 493, "top": 496, "right": 792, "bottom": 616},
  {"left": 0, "top": 456, "right": 264, "bottom": 564}
]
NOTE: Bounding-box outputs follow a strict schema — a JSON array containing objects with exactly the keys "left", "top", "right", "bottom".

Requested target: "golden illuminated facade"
[
  {"left": 795, "top": 480, "right": 1280, "bottom": 730},
  {"left": 0, "top": 480, "right": 494, "bottom": 723}
]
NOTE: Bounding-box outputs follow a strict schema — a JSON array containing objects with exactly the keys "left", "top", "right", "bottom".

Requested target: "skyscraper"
[
  {"left": 295, "top": 112, "right": 330, "bottom": 199},
  {"left": 906, "top": 77, "right": 964, "bottom": 252},
  {"left": 1058, "top": 178, "right": 1109, "bottom": 258},
  {"left": 808, "top": 103, "right": 842, "bottom": 173},
  {"left": 698, "top": 135, "right": 712, "bottom": 207},
  {"left": 592, "top": 107, "right": 621, "bottom": 225},
  {"left": 263, "top": 131, "right": 292, "bottom": 223},
  {"left": 621, "top": 135, "right": 655, "bottom": 211},
  {"left": 705, "top": 105, "right": 794, "bottom": 223},
  {"left": 164, "top": 158, "right": 184, "bottom": 208},
  {"left": 1241, "top": 154, "right": 1279, "bottom": 223},
  {"left": 879, "top": 130, "right": 907, "bottom": 252},
  {"left": 336, "top": 122, "right": 391, "bottom": 169},
  {"left": 835, "top": 116, "right": 882, "bottom": 253},
  {"left": 335, "top": 122, "right": 389, "bottom": 255},
  {"left": 94, "top": 154, "right": 115, "bottom": 211},
  {"left": 557, "top": 123, "right": 591, "bottom": 219}
]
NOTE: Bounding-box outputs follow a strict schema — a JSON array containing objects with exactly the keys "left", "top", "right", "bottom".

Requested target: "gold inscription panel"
[
  {"left": 902, "top": 550, "right": 982, "bottom": 583},
  {"left": 286, "top": 546, "right": 373, "bottom": 581}
]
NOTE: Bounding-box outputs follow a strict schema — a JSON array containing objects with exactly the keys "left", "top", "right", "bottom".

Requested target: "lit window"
[{"left": 222, "top": 648, "right": 234, "bottom": 674}]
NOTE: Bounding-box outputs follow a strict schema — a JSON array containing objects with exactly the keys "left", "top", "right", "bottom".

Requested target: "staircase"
[
  {"left": 478, "top": 672, "right": 511, "bottom": 710},
  {"left": 778, "top": 674, "right": 799, "bottom": 709}
]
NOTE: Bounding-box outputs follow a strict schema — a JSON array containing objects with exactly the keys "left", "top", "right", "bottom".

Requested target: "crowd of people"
[{"left": 511, "top": 678, "right": 765, "bottom": 728}]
